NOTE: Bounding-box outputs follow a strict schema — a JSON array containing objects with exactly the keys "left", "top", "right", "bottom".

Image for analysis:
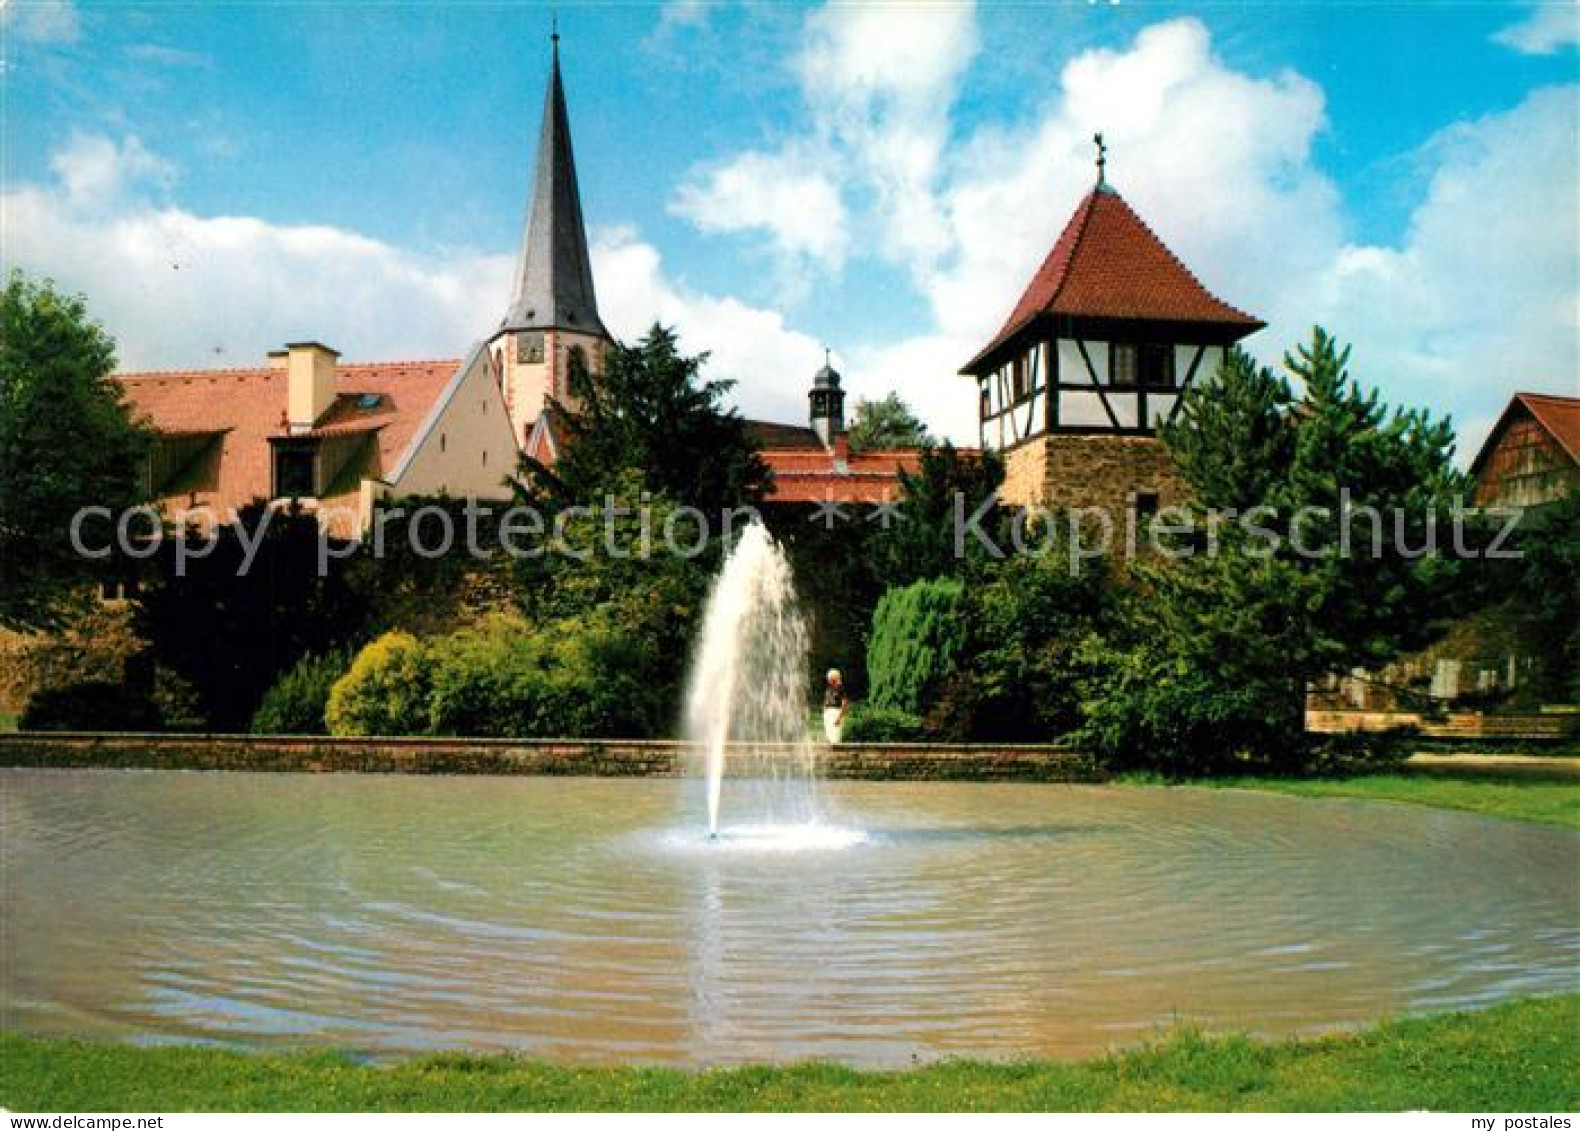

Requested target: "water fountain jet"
[{"left": 683, "top": 523, "right": 824, "bottom": 838}]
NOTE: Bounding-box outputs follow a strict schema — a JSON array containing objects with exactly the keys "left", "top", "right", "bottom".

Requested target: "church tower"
[
  {"left": 809, "top": 350, "right": 846, "bottom": 449},
  {"left": 490, "top": 33, "right": 612, "bottom": 448}
]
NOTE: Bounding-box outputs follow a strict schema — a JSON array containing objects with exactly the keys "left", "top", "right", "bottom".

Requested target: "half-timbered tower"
[
  {"left": 961, "top": 140, "right": 1263, "bottom": 513},
  {"left": 488, "top": 34, "right": 612, "bottom": 450}
]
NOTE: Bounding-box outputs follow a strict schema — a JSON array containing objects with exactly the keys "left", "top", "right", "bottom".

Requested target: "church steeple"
[
  {"left": 491, "top": 32, "right": 611, "bottom": 450},
  {"left": 502, "top": 34, "right": 606, "bottom": 338}
]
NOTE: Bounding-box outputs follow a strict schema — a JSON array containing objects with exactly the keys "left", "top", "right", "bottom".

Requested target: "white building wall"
[{"left": 390, "top": 348, "right": 517, "bottom": 501}]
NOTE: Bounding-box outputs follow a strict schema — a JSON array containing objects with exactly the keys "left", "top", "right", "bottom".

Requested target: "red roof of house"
[
  {"left": 750, "top": 421, "right": 944, "bottom": 504},
  {"left": 963, "top": 185, "right": 1262, "bottom": 374},
  {"left": 761, "top": 448, "right": 927, "bottom": 504},
  {"left": 520, "top": 415, "right": 930, "bottom": 504},
  {"left": 1515, "top": 392, "right": 1580, "bottom": 464},
  {"left": 116, "top": 359, "right": 459, "bottom": 522},
  {"left": 1470, "top": 391, "right": 1580, "bottom": 477}
]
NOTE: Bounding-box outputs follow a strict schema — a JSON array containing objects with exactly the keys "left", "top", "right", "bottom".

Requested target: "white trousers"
[{"left": 822, "top": 707, "right": 844, "bottom": 745}]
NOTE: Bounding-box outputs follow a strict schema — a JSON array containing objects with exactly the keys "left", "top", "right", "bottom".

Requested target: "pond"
[{"left": 2, "top": 768, "right": 1575, "bottom": 1067}]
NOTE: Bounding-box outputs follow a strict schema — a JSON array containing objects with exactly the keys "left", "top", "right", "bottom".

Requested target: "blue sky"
[{"left": 4, "top": 1, "right": 1577, "bottom": 454}]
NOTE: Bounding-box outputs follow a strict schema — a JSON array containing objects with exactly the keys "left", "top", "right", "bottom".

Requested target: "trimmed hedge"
[
  {"left": 841, "top": 705, "right": 928, "bottom": 743},
  {"left": 866, "top": 578, "right": 966, "bottom": 716}
]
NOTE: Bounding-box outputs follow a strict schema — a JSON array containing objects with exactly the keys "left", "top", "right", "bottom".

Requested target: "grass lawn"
[
  {"left": 1175, "top": 772, "right": 1580, "bottom": 830},
  {"left": 2, "top": 996, "right": 1575, "bottom": 1112}
]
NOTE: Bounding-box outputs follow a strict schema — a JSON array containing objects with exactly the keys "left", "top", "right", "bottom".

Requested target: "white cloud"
[
  {"left": 657, "top": 0, "right": 714, "bottom": 31},
  {"left": 124, "top": 42, "right": 213, "bottom": 69},
  {"left": 670, "top": 0, "right": 978, "bottom": 288},
  {"left": 926, "top": 19, "right": 1338, "bottom": 351},
  {"left": 49, "top": 132, "right": 175, "bottom": 209},
  {"left": 1494, "top": 3, "right": 1580, "bottom": 55},
  {"left": 674, "top": 9, "right": 1574, "bottom": 455},
  {"left": 593, "top": 226, "right": 826, "bottom": 425},
  {"left": 5, "top": 134, "right": 512, "bottom": 369},
  {"left": 2, "top": 132, "right": 830, "bottom": 433},
  {"left": 9, "top": 11, "right": 1575, "bottom": 462},
  {"left": 797, "top": 0, "right": 979, "bottom": 272},
  {"left": 671, "top": 149, "right": 849, "bottom": 275},
  {"left": 2, "top": 0, "right": 80, "bottom": 44},
  {"left": 1305, "top": 86, "right": 1579, "bottom": 451}
]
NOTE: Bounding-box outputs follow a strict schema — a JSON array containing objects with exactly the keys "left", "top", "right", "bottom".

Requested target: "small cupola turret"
[{"left": 809, "top": 348, "right": 845, "bottom": 450}]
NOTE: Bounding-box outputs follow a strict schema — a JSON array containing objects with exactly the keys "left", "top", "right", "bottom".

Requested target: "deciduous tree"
[{"left": 0, "top": 271, "right": 151, "bottom": 630}]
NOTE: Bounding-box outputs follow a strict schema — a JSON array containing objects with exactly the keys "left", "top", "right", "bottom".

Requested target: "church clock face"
[{"left": 517, "top": 332, "right": 545, "bottom": 364}]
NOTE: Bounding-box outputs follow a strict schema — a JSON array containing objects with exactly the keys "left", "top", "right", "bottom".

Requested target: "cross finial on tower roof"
[
  {"left": 824, "top": 345, "right": 831, "bottom": 367},
  {"left": 551, "top": 7, "right": 559, "bottom": 44},
  {"left": 1093, "top": 132, "right": 1108, "bottom": 187}
]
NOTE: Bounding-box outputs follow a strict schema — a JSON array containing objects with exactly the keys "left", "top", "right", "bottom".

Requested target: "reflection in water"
[{"left": 2, "top": 769, "right": 1576, "bottom": 1067}]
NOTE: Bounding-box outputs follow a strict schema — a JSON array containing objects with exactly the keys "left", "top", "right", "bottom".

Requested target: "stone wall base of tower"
[{"left": 1000, "top": 433, "right": 1189, "bottom": 515}]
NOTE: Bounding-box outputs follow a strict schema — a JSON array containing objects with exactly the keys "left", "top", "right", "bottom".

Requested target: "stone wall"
[
  {"left": 1000, "top": 433, "right": 1188, "bottom": 517},
  {"left": 0, "top": 733, "right": 1106, "bottom": 782},
  {"left": 1000, "top": 441, "right": 1048, "bottom": 509},
  {"left": 1306, "top": 708, "right": 1580, "bottom": 743}
]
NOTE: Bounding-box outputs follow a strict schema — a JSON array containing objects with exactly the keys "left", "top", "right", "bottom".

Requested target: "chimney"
[{"left": 285, "top": 341, "right": 339, "bottom": 432}]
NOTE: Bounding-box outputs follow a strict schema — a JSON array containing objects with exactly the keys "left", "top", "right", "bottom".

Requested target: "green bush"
[
  {"left": 326, "top": 631, "right": 431, "bottom": 737},
  {"left": 20, "top": 681, "right": 159, "bottom": 732},
  {"left": 427, "top": 613, "right": 667, "bottom": 739},
  {"left": 1076, "top": 635, "right": 1300, "bottom": 776},
  {"left": 252, "top": 650, "right": 349, "bottom": 735},
  {"left": 866, "top": 577, "right": 966, "bottom": 716},
  {"left": 841, "top": 705, "right": 927, "bottom": 743},
  {"left": 929, "top": 552, "right": 1110, "bottom": 742}
]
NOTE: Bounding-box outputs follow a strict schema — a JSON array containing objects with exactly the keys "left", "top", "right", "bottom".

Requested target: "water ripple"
[{"left": 2, "top": 769, "right": 1576, "bottom": 1067}]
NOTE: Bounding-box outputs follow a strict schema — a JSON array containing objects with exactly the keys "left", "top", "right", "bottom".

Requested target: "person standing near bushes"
[{"left": 822, "top": 668, "right": 848, "bottom": 744}]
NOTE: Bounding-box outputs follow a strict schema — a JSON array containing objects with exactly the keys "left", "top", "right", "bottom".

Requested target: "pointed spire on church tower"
[{"left": 502, "top": 33, "right": 607, "bottom": 338}]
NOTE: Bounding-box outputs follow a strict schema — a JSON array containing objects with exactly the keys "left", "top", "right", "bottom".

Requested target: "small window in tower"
[
  {"left": 1110, "top": 343, "right": 1139, "bottom": 387},
  {"left": 517, "top": 332, "right": 545, "bottom": 364},
  {"left": 1140, "top": 343, "right": 1176, "bottom": 388},
  {"left": 440, "top": 433, "right": 447, "bottom": 453},
  {"left": 568, "top": 345, "right": 588, "bottom": 374},
  {"left": 1133, "top": 490, "right": 1160, "bottom": 524},
  {"left": 1012, "top": 355, "right": 1029, "bottom": 402}
]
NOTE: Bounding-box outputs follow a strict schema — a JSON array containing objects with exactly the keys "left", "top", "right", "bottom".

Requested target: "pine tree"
[{"left": 1086, "top": 327, "right": 1468, "bottom": 772}]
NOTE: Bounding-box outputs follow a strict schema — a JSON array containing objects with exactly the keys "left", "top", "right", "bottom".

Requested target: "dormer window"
[
  {"left": 1111, "top": 342, "right": 1175, "bottom": 389},
  {"left": 272, "top": 440, "right": 318, "bottom": 499}
]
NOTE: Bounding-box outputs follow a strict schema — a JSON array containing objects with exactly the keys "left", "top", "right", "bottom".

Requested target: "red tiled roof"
[
  {"left": 964, "top": 186, "right": 1262, "bottom": 374},
  {"left": 116, "top": 359, "right": 459, "bottom": 520},
  {"left": 759, "top": 442, "right": 932, "bottom": 504},
  {"left": 1516, "top": 392, "right": 1580, "bottom": 464},
  {"left": 1470, "top": 391, "right": 1580, "bottom": 478},
  {"left": 745, "top": 420, "right": 824, "bottom": 451}
]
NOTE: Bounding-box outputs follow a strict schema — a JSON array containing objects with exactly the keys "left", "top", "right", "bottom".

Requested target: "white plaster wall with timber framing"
[
  {"left": 979, "top": 336, "right": 1223, "bottom": 451},
  {"left": 389, "top": 345, "right": 517, "bottom": 501}
]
